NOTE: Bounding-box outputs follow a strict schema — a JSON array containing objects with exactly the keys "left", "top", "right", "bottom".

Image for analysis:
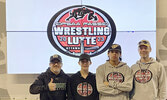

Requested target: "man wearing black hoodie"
[
  {"left": 29, "top": 54, "right": 69, "bottom": 100},
  {"left": 68, "top": 53, "right": 99, "bottom": 100}
]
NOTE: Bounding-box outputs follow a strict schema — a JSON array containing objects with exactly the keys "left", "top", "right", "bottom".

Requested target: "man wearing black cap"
[
  {"left": 29, "top": 54, "right": 69, "bottom": 100},
  {"left": 130, "top": 40, "right": 167, "bottom": 100},
  {"left": 68, "top": 53, "right": 99, "bottom": 100},
  {"left": 96, "top": 44, "right": 133, "bottom": 100}
]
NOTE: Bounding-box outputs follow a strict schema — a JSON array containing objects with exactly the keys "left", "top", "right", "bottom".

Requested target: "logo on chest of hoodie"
[
  {"left": 134, "top": 69, "right": 152, "bottom": 84},
  {"left": 77, "top": 82, "right": 93, "bottom": 97},
  {"left": 107, "top": 72, "right": 124, "bottom": 83}
]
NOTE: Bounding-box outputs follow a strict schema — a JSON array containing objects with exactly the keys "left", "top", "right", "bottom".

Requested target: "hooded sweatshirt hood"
[
  {"left": 136, "top": 57, "right": 156, "bottom": 65},
  {"left": 105, "top": 61, "right": 127, "bottom": 68}
]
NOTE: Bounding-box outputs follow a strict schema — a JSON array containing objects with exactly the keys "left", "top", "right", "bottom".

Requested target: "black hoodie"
[
  {"left": 30, "top": 68, "right": 69, "bottom": 100},
  {"left": 68, "top": 71, "right": 99, "bottom": 100}
]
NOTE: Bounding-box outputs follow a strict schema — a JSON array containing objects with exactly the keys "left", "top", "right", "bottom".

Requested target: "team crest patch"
[
  {"left": 107, "top": 72, "right": 124, "bottom": 83},
  {"left": 77, "top": 82, "right": 93, "bottom": 97},
  {"left": 134, "top": 69, "right": 152, "bottom": 84}
]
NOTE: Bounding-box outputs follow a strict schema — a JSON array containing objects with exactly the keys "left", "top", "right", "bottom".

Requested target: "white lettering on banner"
[
  {"left": 67, "top": 37, "right": 96, "bottom": 45},
  {"left": 53, "top": 27, "right": 110, "bottom": 36}
]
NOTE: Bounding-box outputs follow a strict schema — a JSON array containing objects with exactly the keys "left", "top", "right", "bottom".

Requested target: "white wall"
[{"left": 0, "top": 0, "right": 167, "bottom": 99}]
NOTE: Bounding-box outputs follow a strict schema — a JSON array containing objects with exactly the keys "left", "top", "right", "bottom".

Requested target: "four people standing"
[{"left": 30, "top": 40, "right": 167, "bottom": 100}]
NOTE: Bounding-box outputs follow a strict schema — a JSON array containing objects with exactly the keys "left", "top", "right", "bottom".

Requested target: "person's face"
[
  {"left": 49, "top": 59, "right": 62, "bottom": 74},
  {"left": 78, "top": 59, "right": 91, "bottom": 71},
  {"left": 108, "top": 50, "right": 121, "bottom": 62},
  {"left": 138, "top": 45, "right": 151, "bottom": 59}
]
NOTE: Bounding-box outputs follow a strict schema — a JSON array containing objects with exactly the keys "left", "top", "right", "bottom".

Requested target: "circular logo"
[
  {"left": 134, "top": 69, "right": 152, "bottom": 84},
  {"left": 107, "top": 72, "right": 124, "bottom": 83},
  {"left": 77, "top": 82, "right": 93, "bottom": 97},
  {"left": 47, "top": 5, "right": 116, "bottom": 57}
]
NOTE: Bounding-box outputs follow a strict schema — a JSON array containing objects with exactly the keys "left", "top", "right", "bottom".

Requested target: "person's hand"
[
  {"left": 48, "top": 78, "right": 56, "bottom": 91},
  {"left": 103, "top": 81, "right": 109, "bottom": 86}
]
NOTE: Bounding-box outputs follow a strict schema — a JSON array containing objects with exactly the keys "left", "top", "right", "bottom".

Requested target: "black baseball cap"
[
  {"left": 50, "top": 54, "right": 62, "bottom": 63},
  {"left": 108, "top": 44, "right": 121, "bottom": 53},
  {"left": 79, "top": 53, "right": 91, "bottom": 61}
]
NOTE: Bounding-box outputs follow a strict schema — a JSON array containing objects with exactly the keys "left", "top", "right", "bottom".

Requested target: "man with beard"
[{"left": 30, "top": 54, "right": 69, "bottom": 100}]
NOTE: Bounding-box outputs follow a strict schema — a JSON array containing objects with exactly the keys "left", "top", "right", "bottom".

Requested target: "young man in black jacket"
[
  {"left": 29, "top": 54, "right": 69, "bottom": 100},
  {"left": 68, "top": 53, "right": 99, "bottom": 100}
]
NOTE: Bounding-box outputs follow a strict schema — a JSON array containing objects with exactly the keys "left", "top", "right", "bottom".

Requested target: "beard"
[
  {"left": 53, "top": 68, "right": 61, "bottom": 73},
  {"left": 50, "top": 67, "right": 61, "bottom": 75}
]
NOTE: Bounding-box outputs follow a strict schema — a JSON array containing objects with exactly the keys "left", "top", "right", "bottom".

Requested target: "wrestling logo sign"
[{"left": 47, "top": 5, "right": 116, "bottom": 57}]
